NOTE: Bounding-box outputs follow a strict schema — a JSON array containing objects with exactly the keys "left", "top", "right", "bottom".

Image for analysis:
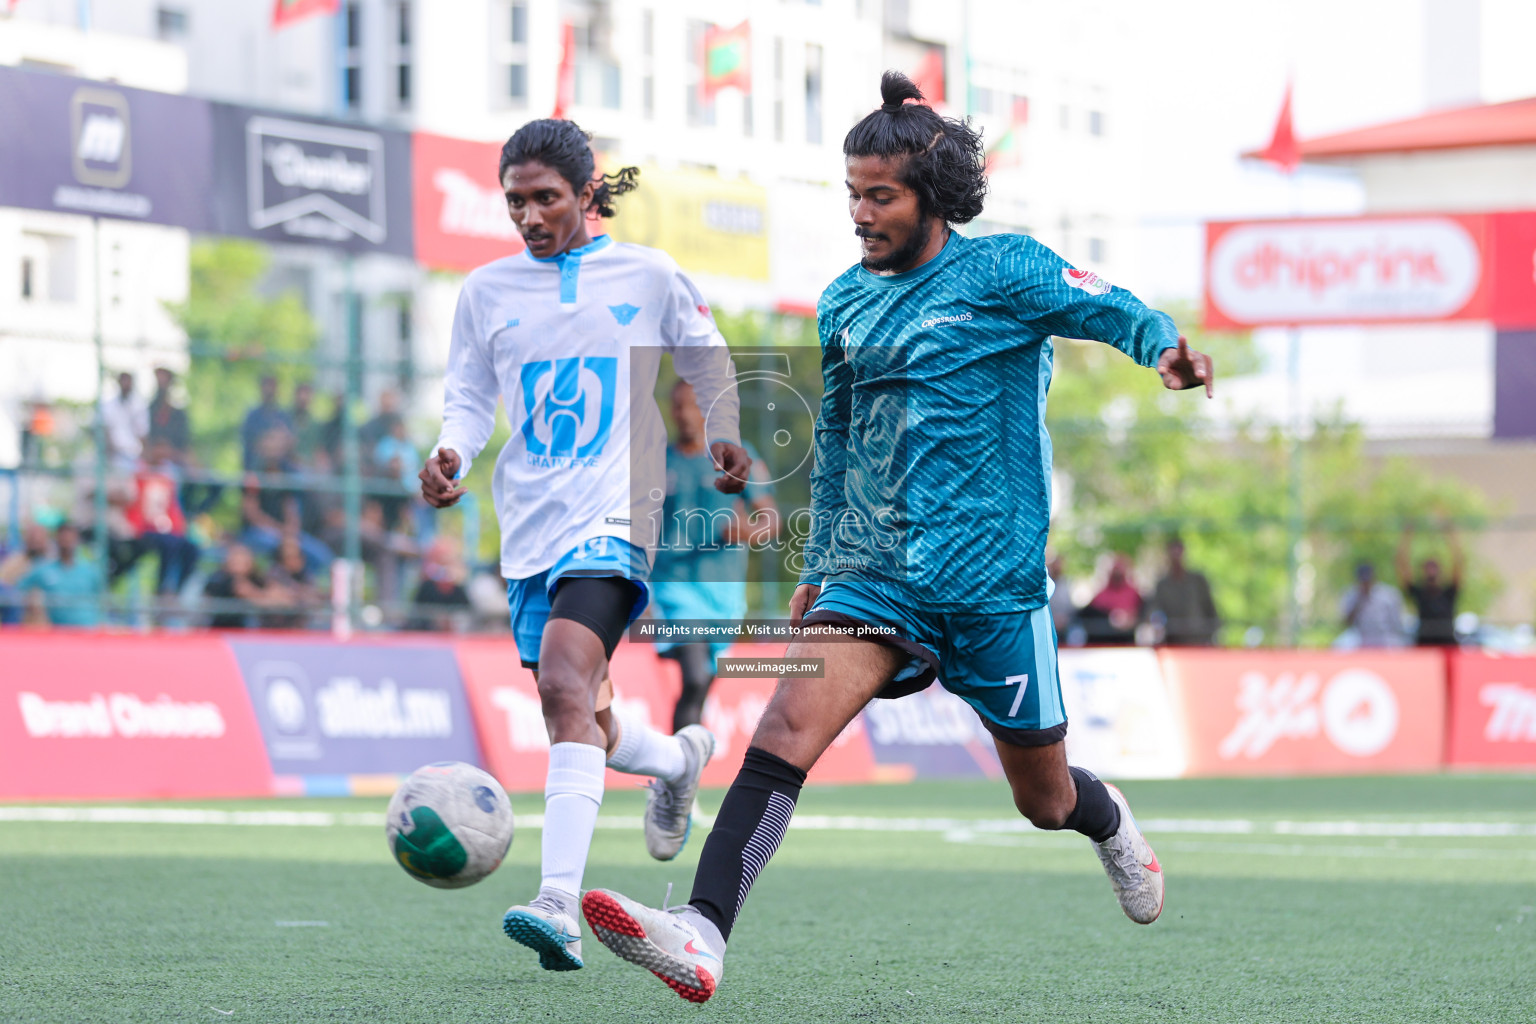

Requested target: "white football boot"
[
  {"left": 582, "top": 888, "right": 725, "bottom": 1003},
  {"left": 643, "top": 725, "right": 715, "bottom": 861},
  {"left": 1093, "top": 784, "right": 1165, "bottom": 924},
  {"left": 502, "top": 889, "right": 584, "bottom": 971}
]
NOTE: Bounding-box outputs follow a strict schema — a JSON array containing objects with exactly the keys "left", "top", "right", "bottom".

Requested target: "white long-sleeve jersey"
[{"left": 435, "top": 235, "right": 740, "bottom": 580}]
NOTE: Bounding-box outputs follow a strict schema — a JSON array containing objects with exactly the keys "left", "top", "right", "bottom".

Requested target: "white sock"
[
  {"left": 606, "top": 706, "right": 687, "bottom": 782},
  {"left": 540, "top": 741, "right": 606, "bottom": 899}
]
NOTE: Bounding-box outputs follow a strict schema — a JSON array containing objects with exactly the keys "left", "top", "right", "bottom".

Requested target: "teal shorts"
[
  {"left": 649, "top": 580, "right": 748, "bottom": 672},
  {"left": 506, "top": 537, "right": 650, "bottom": 667},
  {"left": 803, "top": 574, "right": 1067, "bottom": 747}
]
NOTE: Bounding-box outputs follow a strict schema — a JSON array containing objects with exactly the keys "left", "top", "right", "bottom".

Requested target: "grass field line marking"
[
  {"left": 6, "top": 806, "right": 1536, "bottom": 839},
  {"left": 274, "top": 920, "right": 329, "bottom": 927}
]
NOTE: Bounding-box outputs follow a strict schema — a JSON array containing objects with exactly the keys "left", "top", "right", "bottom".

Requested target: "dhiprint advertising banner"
[
  {"left": 412, "top": 131, "right": 525, "bottom": 272},
  {"left": 1203, "top": 212, "right": 1536, "bottom": 329}
]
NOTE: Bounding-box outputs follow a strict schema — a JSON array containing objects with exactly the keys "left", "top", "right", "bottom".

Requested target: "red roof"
[{"left": 1243, "top": 96, "right": 1536, "bottom": 161}]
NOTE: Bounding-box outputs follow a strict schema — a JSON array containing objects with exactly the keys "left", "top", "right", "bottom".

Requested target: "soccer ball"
[{"left": 386, "top": 762, "right": 514, "bottom": 889}]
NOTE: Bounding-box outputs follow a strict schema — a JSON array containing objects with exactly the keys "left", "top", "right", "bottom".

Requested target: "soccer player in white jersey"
[{"left": 418, "top": 119, "right": 751, "bottom": 973}]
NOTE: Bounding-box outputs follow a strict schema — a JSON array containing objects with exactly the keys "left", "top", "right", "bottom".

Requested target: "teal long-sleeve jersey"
[{"left": 800, "top": 230, "right": 1180, "bottom": 613}]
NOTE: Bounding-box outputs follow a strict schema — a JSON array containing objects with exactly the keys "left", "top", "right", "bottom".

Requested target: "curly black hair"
[
  {"left": 498, "top": 119, "right": 640, "bottom": 218},
  {"left": 843, "top": 70, "right": 987, "bottom": 225}
]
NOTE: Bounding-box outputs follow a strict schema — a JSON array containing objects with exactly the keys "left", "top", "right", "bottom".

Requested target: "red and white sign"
[
  {"left": 411, "top": 132, "right": 524, "bottom": 273},
  {"left": 455, "top": 640, "right": 876, "bottom": 793},
  {"left": 1204, "top": 211, "right": 1536, "bottom": 329},
  {"left": 1161, "top": 649, "right": 1445, "bottom": 776},
  {"left": 0, "top": 634, "right": 274, "bottom": 799},
  {"left": 1446, "top": 651, "right": 1536, "bottom": 767}
]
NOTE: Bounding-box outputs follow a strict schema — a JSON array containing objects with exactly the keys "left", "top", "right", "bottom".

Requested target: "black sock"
[
  {"left": 688, "top": 746, "right": 806, "bottom": 941},
  {"left": 1059, "top": 766, "right": 1121, "bottom": 844},
  {"left": 670, "top": 644, "right": 716, "bottom": 732}
]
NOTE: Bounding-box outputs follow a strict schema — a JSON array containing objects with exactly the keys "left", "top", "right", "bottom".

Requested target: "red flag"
[
  {"left": 1256, "top": 83, "right": 1301, "bottom": 174},
  {"left": 702, "top": 21, "right": 751, "bottom": 99},
  {"left": 271, "top": 0, "right": 339, "bottom": 30},
  {"left": 552, "top": 21, "right": 575, "bottom": 119},
  {"left": 910, "top": 47, "right": 946, "bottom": 107}
]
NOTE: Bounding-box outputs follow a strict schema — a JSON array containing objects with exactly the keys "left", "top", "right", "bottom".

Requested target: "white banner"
[{"left": 1059, "top": 649, "right": 1186, "bottom": 779}]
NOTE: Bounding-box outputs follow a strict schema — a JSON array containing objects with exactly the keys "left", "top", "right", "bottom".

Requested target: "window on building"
[
  {"left": 573, "top": 2, "right": 621, "bottom": 110},
  {"left": 686, "top": 20, "right": 716, "bottom": 127},
  {"left": 20, "top": 233, "right": 77, "bottom": 304},
  {"left": 1088, "top": 109, "right": 1104, "bottom": 136},
  {"left": 772, "top": 37, "right": 784, "bottom": 142},
  {"left": 804, "top": 43, "right": 823, "bottom": 145},
  {"left": 343, "top": 2, "right": 362, "bottom": 111},
  {"left": 1089, "top": 237, "right": 1106, "bottom": 263},
  {"left": 155, "top": 6, "right": 189, "bottom": 40},
  {"left": 1059, "top": 104, "right": 1070, "bottom": 130},
  {"left": 494, "top": 2, "right": 530, "bottom": 107},
  {"left": 394, "top": 2, "right": 413, "bottom": 109},
  {"left": 971, "top": 86, "right": 994, "bottom": 115}
]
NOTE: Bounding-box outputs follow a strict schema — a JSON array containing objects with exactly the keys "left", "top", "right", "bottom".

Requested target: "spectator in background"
[
  {"left": 320, "top": 388, "right": 348, "bottom": 467},
  {"left": 359, "top": 389, "right": 403, "bottom": 467},
  {"left": 100, "top": 371, "right": 148, "bottom": 472},
  {"left": 241, "top": 427, "right": 333, "bottom": 570},
  {"left": 407, "top": 536, "right": 472, "bottom": 632},
  {"left": 202, "top": 543, "right": 281, "bottom": 629},
  {"left": 291, "top": 381, "right": 323, "bottom": 466},
  {"left": 1047, "top": 554, "right": 1076, "bottom": 641},
  {"left": 241, "top": 375, "right": 294, "bottom": 471},
  {"left": 373, "top": 418, "right": 418, "bottom": 491},
  {"left": 19, "top": 522, "right": 102, "bottom": 627},
  {"left": 146, "top": 367, "right": 190, "bottom": 466},
  {"left": 1398, "top": 524, "right": 1464, "bottom": 646},
  {"left": 0, "top": 523, "right": 51, "bottom": 624},
  {"left": 1082, "top": 554, "right": 1142, "bottom": 646},
  {"left": 1149, "top": 536, "right": 1220, "bottom": 646},
  {"left": 1340, "top": 563, "right": 1407, "bottom": 647},
  {"left": 265, "top": 534, "right": 323, "bottom": 629},
  {"left": 321, "top": 498, "right": 417, "bottom": 610},
  {"left": 122, "top": 439, "right": 200, "bottom": 596}
]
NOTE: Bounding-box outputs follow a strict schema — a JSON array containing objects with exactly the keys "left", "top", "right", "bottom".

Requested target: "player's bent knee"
[{"left": 1012, "top": 788, "right": 1074, "bottom": 830}]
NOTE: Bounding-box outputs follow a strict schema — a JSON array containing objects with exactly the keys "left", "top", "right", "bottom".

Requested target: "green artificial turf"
[{"left": 3, "top": 776, "right": 1534, "bottom": 1022}]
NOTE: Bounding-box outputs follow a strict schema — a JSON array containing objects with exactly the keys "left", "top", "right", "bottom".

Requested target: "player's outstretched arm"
[
  {"left": 1155, "top": 336, "right": 1215, "bottom": 397},
  {"left": 419, "top": 448, "right": 465, "bottom": 508},
  {"left": 710, "top": 441, "right": 751, "bottom": 495}
]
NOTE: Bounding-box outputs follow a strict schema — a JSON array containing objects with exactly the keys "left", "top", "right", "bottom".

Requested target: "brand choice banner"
[
  {"left": 226, "top": 640, "right": 480, "bottom": 775},
  {"left": 1446, "top": 651, "right": 1536, "bottom": 767},
  {"left": 0, "top": 634, "right": 272, "bottom": 799},
  {"left": 0, "top": 65, "right": 215, "bottom": 229},
  {"left": 211, "top": 103, "right": 413, "bottom": 255}
]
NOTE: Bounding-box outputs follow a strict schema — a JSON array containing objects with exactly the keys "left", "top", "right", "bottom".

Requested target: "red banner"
[
  {"left": 1446, "top": 650, "right": 1536, "bottom": 767},
  {"left": 1161, "top": 649, "right": 1446, "bottom": 776},
  {"left": 411, "top": 132, "right": 524, "bottom": 273},
  {"left": 0, "top": 634, "right": 274, "bottom": 799},
  {"left": 455, "top": 640, "right": 875, "bottom": 793},
  {"left": 1204, "top": 211, "right": 1536, "bottom": 329}
]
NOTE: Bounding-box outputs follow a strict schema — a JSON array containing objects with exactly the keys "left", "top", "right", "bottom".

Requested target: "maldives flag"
[
  {"left": 985, "top": 96, "right": 1029, "bottom": 172},
  {"left": 702, "top": 21, "right": 751, "bottom": 99},
  {"left": 911, "top": 46, "right": 946, "bottom": 106},
  {"left": 553, "top": 21, "right": 575, "bottom": 119},
  {"left": 272, "top": 0, "right": 339, "bottom": 30},
  {"left": 1255, "top": 82, "right": 1301, "bottom": 174}
]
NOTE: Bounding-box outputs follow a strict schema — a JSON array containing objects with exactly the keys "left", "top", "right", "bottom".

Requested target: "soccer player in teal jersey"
[
  {"left": 581, "top": 71, "right": 1215, "bottom": 1003},
  {"left": 650, "top": 380, "right": 779, "bottom": 731}
]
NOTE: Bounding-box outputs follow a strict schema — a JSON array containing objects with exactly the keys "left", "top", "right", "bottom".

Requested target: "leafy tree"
[
  {"left": 1045, "top": 305, "right": 1497, "bottom": 644},
  {"left": 166, "top": 239, "right": 319, "bottom": 477}
]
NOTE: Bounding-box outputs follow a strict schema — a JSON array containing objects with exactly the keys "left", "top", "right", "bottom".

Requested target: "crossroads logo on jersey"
[
  {"left": 1063, "top": 267, "right": 1113, "bottom": 296},
  {"left": 71, "top": 88, "right": 132, "bottom": 188},
  {"left": 246, "top": 116, "right": 387, "bottom": 243},
  {"left": 519, "top": 357, "right": 617, "bottom": 466},
  {"left": 920, "top": 312, "right": 974, "bottom": 329}
]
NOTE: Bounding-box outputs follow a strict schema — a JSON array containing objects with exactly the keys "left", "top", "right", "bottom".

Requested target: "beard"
[{"left": 858, "top": 217, "right": 933, "bottom": 273}]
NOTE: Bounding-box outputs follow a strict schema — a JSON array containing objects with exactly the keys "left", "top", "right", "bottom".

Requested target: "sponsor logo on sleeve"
[{"left": 1063, "top": 267, "right": 1113, "bottom": 295}]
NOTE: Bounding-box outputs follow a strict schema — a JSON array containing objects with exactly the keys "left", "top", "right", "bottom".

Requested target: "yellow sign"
[{"left": 606, "top": 166, "right": 769, "bottom": 281}]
